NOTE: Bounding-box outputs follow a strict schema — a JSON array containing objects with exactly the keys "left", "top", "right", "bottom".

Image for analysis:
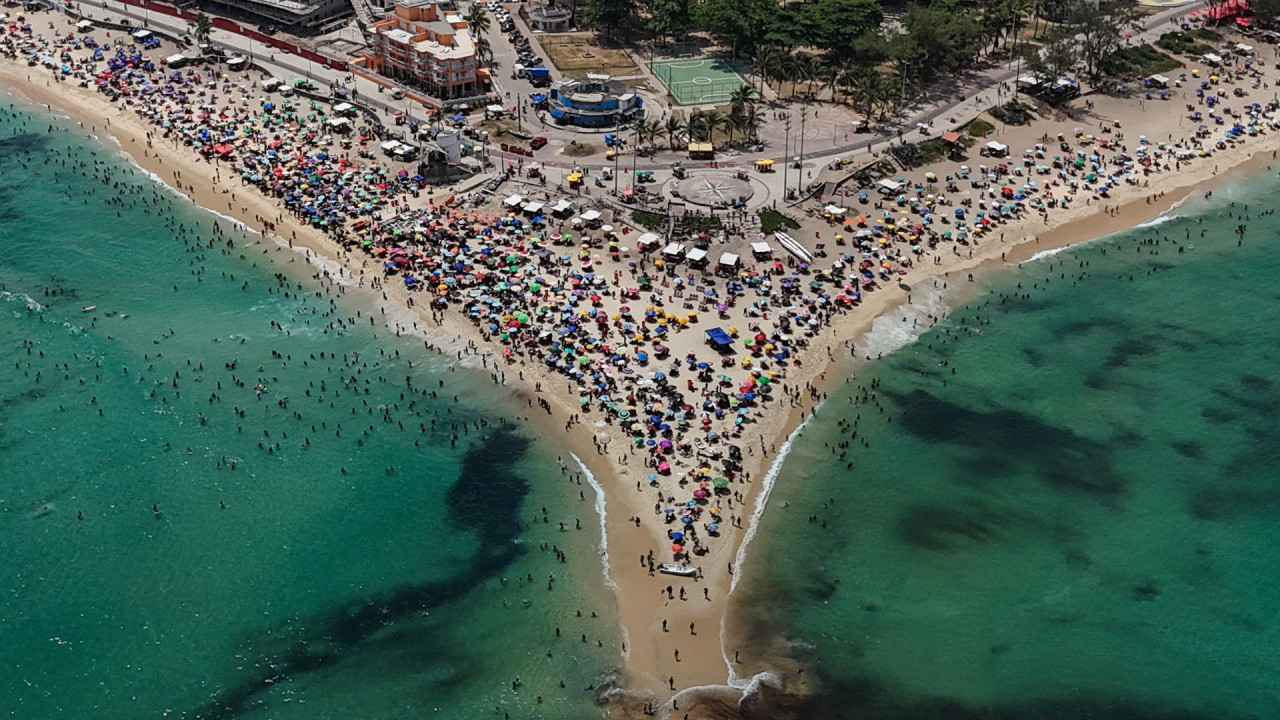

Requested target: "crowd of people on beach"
[{"left": 9, "top": 9, "right": 1280, "bottom": 574}]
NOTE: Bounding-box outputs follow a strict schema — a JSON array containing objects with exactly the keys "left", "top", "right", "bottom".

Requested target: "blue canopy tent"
[{"left": 705, "top": 327, "right": 732, "bottom": 347}]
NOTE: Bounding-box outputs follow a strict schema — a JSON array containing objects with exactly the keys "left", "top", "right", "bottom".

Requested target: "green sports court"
[{"left": 651, "top": 58, "right": 748, "bottom": 105}]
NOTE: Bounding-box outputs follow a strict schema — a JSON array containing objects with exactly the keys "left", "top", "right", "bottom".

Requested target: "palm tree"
[
  {"left": 465, "top": 4, "right": 491, "bottom": 45},
  {"left": 834, "top": 59, "right": 860, "bottom": 106},
  {"left": 751, "top": 46, "right": 783, "bottom": 95},
  {"left": 846, "top": 68, "right": 883, "bottom": 122},
  {"left": 664, "top": 112, "right": 686, "bottom": 149},
  {"left": 816, "top": 62, "right": 839, "bottom": 103},
  {"left": 725, "top": 104, "right": 747, "bottom": 145},
  {"left": 701, "top": 108, "right": 726, "bottom": 143},
  {"left": 744, "top": 106, "right": 766, "bottom": 141},
  {"left": 636, "top": 117, "right": 661, "bottom": 148},
  {"left": 687, "top": 109, "right": 707, "bottom": 142},
  {"left": 474, "top": 37, "right": 492, "bottom": 64},
  {"left": 190, "top": 11, "right": 212, "bottom": 47},
  {"left": 729, "top": 84, "right": 758, "bottom": 117}
]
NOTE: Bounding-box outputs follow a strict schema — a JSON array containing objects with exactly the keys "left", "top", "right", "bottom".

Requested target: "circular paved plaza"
[{"left": 674, "top": 173, "right": 754, "bottom": 207}]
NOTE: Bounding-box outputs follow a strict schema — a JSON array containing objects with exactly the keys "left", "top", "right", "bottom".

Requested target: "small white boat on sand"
[
  {"left": 774, "top": 232, "right": 814, "bottom": 264},
  {"left": 81, "top": 305, "right": 96, "bottom": 312},
  {"left": 659, "top": 563, "right": 697, "bottom": 577}
]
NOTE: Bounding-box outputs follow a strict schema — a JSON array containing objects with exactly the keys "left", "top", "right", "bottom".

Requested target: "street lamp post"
[
  {"left": 630, "top": 124, "right": 640, "bottom": 192},
  {"left": 782, "top": 115, "right": 791, "bottom": 201},
  {"left": 798, "top": 107, "right": 807, "bottom": 167}
]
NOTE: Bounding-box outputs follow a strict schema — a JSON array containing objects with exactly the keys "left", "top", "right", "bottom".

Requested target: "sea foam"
[
  {"left": 570, "top": 452, "right": 629, "bottom": 659},
  {"left": 855, "top": 284, "right": 951, "bottom": 358}
]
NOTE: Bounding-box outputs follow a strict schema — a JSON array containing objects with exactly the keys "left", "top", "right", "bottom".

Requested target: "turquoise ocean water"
[
  {"left": 0, "top": 101, "right": 617, "bottom": 719},
  {"left": 736, "top": 174, "right": 1280, "bottom": 718}
]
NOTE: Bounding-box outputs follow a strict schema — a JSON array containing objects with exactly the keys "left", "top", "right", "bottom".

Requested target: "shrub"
[
  {"left": 758, "top": 210, "right": 800, "bottom": 234},
  {"left": 1102, "top": 44, "right": 1181, "bottom": 79},
  {"left": 965, "top": 118, "right": 995, "bottom": 137},
  {"left": 632, "top": 209, "right": 666, "bottom": 230},
  {"left": 887, "top": 141, "right": 923, "bottom": 168},
  {"left": 990, "top": 100, "right": 1033, "bottom": 126}
]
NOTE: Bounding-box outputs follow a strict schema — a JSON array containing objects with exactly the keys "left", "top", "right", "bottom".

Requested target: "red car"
[{"left": 530, "top": 136, "right": 548, "bottom": 151}]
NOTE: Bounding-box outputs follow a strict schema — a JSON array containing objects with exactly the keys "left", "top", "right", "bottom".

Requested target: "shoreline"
[{"left": 8, "top": 33, "right": 1280, "bottom": 717}]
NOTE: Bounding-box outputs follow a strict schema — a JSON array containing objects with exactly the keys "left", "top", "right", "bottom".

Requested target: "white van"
[{"left": 261, "top": 78, "right": 282, "bottom": 92}]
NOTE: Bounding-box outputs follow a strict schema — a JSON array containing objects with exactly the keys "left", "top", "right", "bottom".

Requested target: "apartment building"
[{"left": 367, "top": 0, "right": 484, "bottom": 100}]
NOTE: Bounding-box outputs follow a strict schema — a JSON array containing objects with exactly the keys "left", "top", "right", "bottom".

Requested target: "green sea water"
[
  {"left": 736, "top": 176, "right": 1280, "bottom": 719},
  {"left": 0, "top": 101, "right": 617, "bottom": 719}
]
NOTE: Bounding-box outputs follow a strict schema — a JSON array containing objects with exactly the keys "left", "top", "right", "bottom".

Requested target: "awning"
[
  {"left": 580, "top": 209, "right": 602, "bottom": 221},
  {"left": 876, "top": 179, "right": 901, "bottom": 191},
  {"left": 686, "top": 248, "right": 708, "bottom": 262},
  {"left": 823, "top": 204, "right": 845, "bottom": 215},
  {"left": 705, "top": 328, "right": 732, "bottom": 346},
  {"left": 750, "top": 241, "right": 772, "bottom": 254},
  {"left": 718, "top": 252, "right": 740, "bottom": 266},
  {"left": 550, "top": 199, "right": 573, "bottom": 214},
  {"left": 663, "top": 242, "right": 685, "bottom": 256},
  {"left": 755, "top": 158, "right": 774, "bottom": 166},
  {"left": 636, "top": 232, "right": 660, "bottom": 247},
  {"left": 504, "top": 194, "right": 524, "bottom": 207},
  {"left": 941, "top": 131, "right": 962, "bottom": 143},
  {"left": 551, "top": 108, "right": 566, "bottom": 119}
]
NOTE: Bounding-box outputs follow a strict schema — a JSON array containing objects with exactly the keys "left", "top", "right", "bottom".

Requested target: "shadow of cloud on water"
[{"left": 189, "top": 427, "right": 533, "bottom": 720}]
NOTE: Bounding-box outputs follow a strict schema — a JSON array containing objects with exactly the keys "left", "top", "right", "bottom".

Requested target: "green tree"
[
  {"left": 701, "top": 108, "right": 726, "bottom": 141},
  {"left": 1253, "top": 0, "right": 1280, "bottom": 17},
  {"left": 581, "top": 0, "right": 643, "bottom": 40},
  {"left": 793, "top": 0, "right": 882, "bottom": 55},
  {"left": 190, "top": 11, "right": 212, "bottom": 47},
  {"left": 465, "top": 3, "right": 490, "bottom": 43},
  {"left": 845, "top": 67, "right": 885, "bottom": 121},
  {"left": 474, "top": 36, "right": 492, "bottom": 63},
  {"left": 900, "top": 0, "right": 983, "bottom": 73},
  {"left": 1023, "top": 24, "right": 1078, "bottom": 81},
  {"left": 664, "top": 111, "right": 686, "bottom": 148},
  {"left": 728, "top": 84, "right": 758, "bottom": 116},
  {"left": 1069, "top": 0, "right": 1140, "bottom": 81},
  {"left": 725, "top": 104, "right": 746, "bottom": 144},
  {"left": 695, "top": 0, "right": 779, "bottom": 56},
  {"left": 751, "top": 45, "right": 785, "bottom": 93},
  {"left": 646, "top": 0, "right": 691, "bottom": 45}
]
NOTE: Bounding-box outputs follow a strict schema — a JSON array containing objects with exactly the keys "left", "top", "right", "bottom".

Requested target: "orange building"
[{"left": 368, "top": 0, "right": 484, "bottom": 100}]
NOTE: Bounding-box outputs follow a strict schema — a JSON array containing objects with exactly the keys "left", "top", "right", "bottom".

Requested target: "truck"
[{"left": 528, "top": 67, "right": 550, "bottom": 87}]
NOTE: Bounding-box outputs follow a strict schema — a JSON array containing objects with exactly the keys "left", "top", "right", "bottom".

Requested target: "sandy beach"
[{"left": 8, "top": 10, "right": 1280, "bottom": 717}]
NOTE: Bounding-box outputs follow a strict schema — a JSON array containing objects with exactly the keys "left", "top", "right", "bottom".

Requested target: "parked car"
[
  {"left": 530, "top": 136, "right": 547, "bottom": 150},
  {"left": 391, "top": 89, "right": 405, "bottom": 99}
]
